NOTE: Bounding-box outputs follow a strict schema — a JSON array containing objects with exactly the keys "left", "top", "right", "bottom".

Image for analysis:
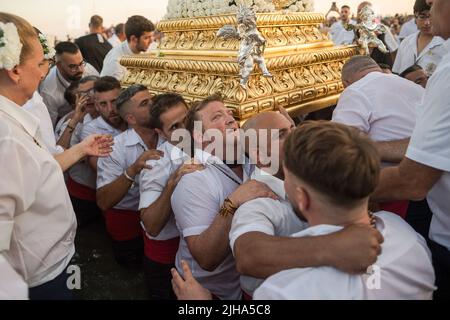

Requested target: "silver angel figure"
[
  {"left": 217, "top": 5, "right": 273, "bottom": 88},
  {"left": 345, "top": 5, "right": 389, "bottom": 55}
]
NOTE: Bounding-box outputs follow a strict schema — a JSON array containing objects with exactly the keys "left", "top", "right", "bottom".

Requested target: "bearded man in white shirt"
[
  {"left": 372, "top": 0, "right": 450, "bottom": 300},
  {"left": 330, "top": 5, "right": 357, "bottom": 45},
  {"left": 230, "top": 112, "right": 384, "bottom": 299},
  {"left": 39, "top": 41, "right": 99, "bottom": 126},
  {"left": 101, "top": 16, "right": 154, "bottom": 81},
  {"left": 96, "top": 85, "right": 163, "bottom": 268},
  {"left": 139, "top": 93, "right": 204, "bottom": 299}
]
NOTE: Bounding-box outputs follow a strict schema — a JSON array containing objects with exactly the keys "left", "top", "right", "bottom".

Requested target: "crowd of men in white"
[{"left": 0, "top": 0, "right": 450, "bottom": 301}]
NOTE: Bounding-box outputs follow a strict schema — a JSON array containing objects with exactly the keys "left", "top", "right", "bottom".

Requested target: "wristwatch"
[{"left": 219, "top": 198, "right": 238, "bottom": 218}]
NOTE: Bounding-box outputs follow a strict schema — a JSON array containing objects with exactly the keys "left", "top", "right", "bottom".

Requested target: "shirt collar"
[
  {"left": 443, "top": 38, "right": 450, "bottom": 53},
  {"left": 124, "top": 128, "right": 146, "bottom": 148},
  {"left": 252, "top": 167, "right": 286, "bottom": 200},
  {"left": 55, "top": 67, "right": 71, "bottom": 89},
  {"left": 161, "top": 139, "right": 190, "bottom": 162},
  {"left": 0, "top": 95, "right": 40, "bottom": 139}
]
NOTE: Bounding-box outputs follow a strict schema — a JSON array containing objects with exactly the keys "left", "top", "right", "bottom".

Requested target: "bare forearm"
[
  {"left": 53, "top": 144, "right": 86, "bottom": 172},
  {"left": 234, "top": 232, "right": 328, "bottom": 278},
  {"left": 141, "top": 182, "right": 176, "bottom": 237},
  {"left": 375, "top": 139, "right": 409, "bottom": 163},
  {"left": 188, "top": 215, "right": 233, "bottom": 271},
  {"left": 97, "top": 176, "right": 133, "bottom": 211}
]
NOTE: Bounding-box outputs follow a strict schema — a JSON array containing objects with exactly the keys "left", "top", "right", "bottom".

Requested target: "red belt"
[
  {"left": 380, "top": 201, "right": 409, "bottom": 219},
  {"left": 242, "top": 291, "right": 253, "bottom": 301},
  {"left": 67, "top": 176, "right": 96, "bottom": 202},
  {"left": 104, "top": 208, "right": 142, "bottom": 241},
  {"left": 144, "top": 236, "right": 180, "bottom": 265}
]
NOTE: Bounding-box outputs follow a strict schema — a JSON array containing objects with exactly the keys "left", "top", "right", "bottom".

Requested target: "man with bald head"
[
  {"left": 333, "top": 55, "right": 424, "bottom": 217},
  {"left": 229, "top": 111, "right": 384, "bottom": 299}
]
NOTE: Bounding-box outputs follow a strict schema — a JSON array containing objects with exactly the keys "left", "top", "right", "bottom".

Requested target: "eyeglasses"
[
  {"left": 64, "top": 60, "right": 87, "bottom": 71},
  {"left": 416, "top": 13, "right": 431, "bottom": 20}
]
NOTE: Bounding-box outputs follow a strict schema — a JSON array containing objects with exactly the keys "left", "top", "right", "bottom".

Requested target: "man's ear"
[
  {"left": 5, "top": 66, "right": 21, "bottom": 85},
  {"left": 154, "top": 127, "right": 164, "bottom": 138},
  {"left": 295, "top": 186, "right": 310, "bottom": 213}
]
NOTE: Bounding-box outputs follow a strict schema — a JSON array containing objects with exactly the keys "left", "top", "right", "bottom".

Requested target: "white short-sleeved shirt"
[
  {"left": 406, "top": 39, "right": 450, "bottom": 251},
  {"left": 101, "top": 41, "right": 134, "bottom": 81},
  {"left": 56, "top": 113, "right": 97, "bottom": 188},
  {"left": 23, "top": 91, "right": 64, "bottom": 155},
  {"left": 229, "top": 168, "right": 308, "bottom": 296},
  {"left": 399, "top": 19, "right": 418, "bottom": 42},
  {"left": 80, "top": 116, "right": 122, "bottom": 142},
  {"left": 0, "top": 95, "right": 77, "bottom": 288},
  {"left": 254, "top": 212, "right": 435, "bottom": 300},
  {"left": 393, "top": 32, "right": 446, "bottom": 76},
  {"left": 333, "top": 72, "right": 422, "bottom": 142},
  {"left": 108, "top": 34, "right": 123, "bottom": 48},
  {"left": 330, "top": 20, "right": 356, "bottom": 45},
  {"left": 139, "top": 140, "right": 188, "bottom": 241},
  {"left": 171, "top": 149, "right": 254, "bottom": 300},
  {"left": 39, "top": 65, "right": 99, "bottom": 126},
  {"left": 97, "top": 129, "right": 163, "bottom": 211},
  {"left": 0, "top": 254, "right": 28, "bottom": 300}
]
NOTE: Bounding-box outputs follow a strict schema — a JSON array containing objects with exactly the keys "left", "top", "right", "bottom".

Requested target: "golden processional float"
[{"left": 120, "top": 0, "right": 357, "bottom": 122}]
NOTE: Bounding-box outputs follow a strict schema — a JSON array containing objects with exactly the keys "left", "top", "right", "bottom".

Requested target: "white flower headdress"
[
  {"left": 0, "top": 22, "right": 23, "bottom": 70},
  {"left": 39, "top": 33, "right": 55, "bottom": 60}
]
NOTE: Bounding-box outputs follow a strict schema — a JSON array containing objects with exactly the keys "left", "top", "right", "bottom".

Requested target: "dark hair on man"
[
  {"left": 89, "top": 15, "right": 103, "bottom": 29},
  {"left": 341, "top": 5, "right": 351, "bottom": 10},
  {"left": 185, "top": 94, "right": 224, "bottom": 135},
  {"left": 116, "top": 84, "right": 148, "bottom": 114},
  {"left": 64, "top": 75, "right": 99, "bottom": 106},
  {"left": 399, "top": 64, "right": 424, "bottom": 78},
  {"left": 115, "top": 23, "right": 125, "bottom": 35},
  {"left": 94, "top": 76, "right": 121, "bottom": 93},
  {"left": 378, "top": 63, "right": 392, "bottom": 71},
  {"left": 149, "top": 93, "right": 187, "bottom": 130},
  {"left": 284, "top": 121, "right": 380, "bottom": 209},
  {"left": 414, "top": 0, "right": 430, "bottom": 14},
  {"left": 55, "top": 41, "right": 80, "bottom": 55},
  {"left": 125, "top": 15, "right": 155, "bottom": 41}
]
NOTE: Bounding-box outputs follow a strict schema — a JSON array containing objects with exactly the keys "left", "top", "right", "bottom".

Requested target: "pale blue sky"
[{"left": 0, "top": 0, "right": 415, "bottom": 39}]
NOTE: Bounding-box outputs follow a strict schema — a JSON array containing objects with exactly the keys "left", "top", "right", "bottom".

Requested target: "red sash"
[
  {"left": 104, "top": 208, "right": 142, "bottom": 241},
  {"left": 67, "top": 176, "right": 96, "bottom": 202},
  {"left": 379, "top": 200, "right": 409, "bottom": 219},
  {"left": 143, "top": 236, "right": 180, "bottom": 265},
  {"left": 242, "top": 291, "right": 253, "bottom": 301}
]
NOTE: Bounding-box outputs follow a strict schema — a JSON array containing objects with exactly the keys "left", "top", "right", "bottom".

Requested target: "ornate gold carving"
[{"left": 121, "top": 12, "right": 357, "bottom": 120}]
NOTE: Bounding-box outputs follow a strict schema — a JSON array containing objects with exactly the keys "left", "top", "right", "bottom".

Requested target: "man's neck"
[
  {"left": 133, "top": 125, "right": 158, "bottom": 149},
  {"left": 128, "top": 42, "right": 141, "bottom": 54},
  {"left": 0, "top": 86, "right": 27, "bottom": 106},
  {"left": 306, "top": 203, "right": 371, "bottom": 228}
]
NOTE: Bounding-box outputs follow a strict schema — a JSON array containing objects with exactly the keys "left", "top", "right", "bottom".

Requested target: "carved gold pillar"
[{"left": 120, "top": 13, "right": 357, "bottom": 121}]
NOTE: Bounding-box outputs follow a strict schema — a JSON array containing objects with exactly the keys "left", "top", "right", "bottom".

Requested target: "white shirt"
[
  {"left": 39, "top": 65, "right": 99, "bottom": 126},
  {"left": 139, "top": 140, "right": 188, "bottom": 241},
  {"left": 97, "top": 129, "right": 163, "bottom": 211},
  {"left": 254, "top": 212, "right": 435, "bottom": 300},
  {"left": 171, "top": 149, "right": 254, "bottom": 300},
  {"left": 406, "top": 39, "right": 450, "bottom": 251},
  {"left": 108, "top": 34, "right": 123, "bottom": 48},
  {"left": 80, "top": 116, "right": 122, "bottom": 141},
  {"left": 399, "top": 19, "right": 418, "bottom": 42},
  {"left": 229, "top": 168, "right": 308, "bottom": 296},
  {"left": 101, "top": 41, "right": 134, "bottom": 81},
  {"left": 330, "top": 20, "right": 356, "bottom": 45},
  {"left": 56, "top": 113, "right": 97, "bottom": 188},
  {"left": 0, "top": 95, "right": 77, "bottom": 288},
  {"left": 0, "top": 254, "right": 28, "bottom": 300},
  {"left": 393, "top": 32, "right": 446, "bottom": 76},
  {"left": 333, "top": 72, "right": 422, "bottom": 142},
  {"left": 23, "top": 91, "right": 64, "bottom": 155}
]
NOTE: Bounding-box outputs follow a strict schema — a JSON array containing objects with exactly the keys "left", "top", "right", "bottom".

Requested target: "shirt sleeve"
[
  {"left": 392, "top": 40, "right": 407, "bottom": 74},
  {"left": 97, "top": 141, "right": 126, "bottom": 189},
  {"left": 332, "top": 89, "right": 372, "bottom": 133},
  {"left": 406, "top": 66, "right": 450, "bottom": 172},
  {"left": 100, "top": 54, "right": 125, "bottom": 81},
  {"left": 139, "top": 158, "right": 171, "bottom": 210},
  {"left": 171, "top": 172, "right": 220, "bottom": 238},
  {"left": 229, "top": 201, "right": 278, "bottom": 254},
  {"left": 40, "top": 90, "right": 59, "bottom": 127},
  {"left": 0, "top": 137, "right": 40, "bottom": 252},
  {"left": 0, "top": 254, "right": 28, "bottom": 300},
  {"left": 79, "top": 121, "right": 97, "bottom": 141}
]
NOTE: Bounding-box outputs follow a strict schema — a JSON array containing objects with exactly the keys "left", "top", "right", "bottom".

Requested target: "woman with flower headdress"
[{"left": 0, "top": 12, "right": 113, "bottom": 299}]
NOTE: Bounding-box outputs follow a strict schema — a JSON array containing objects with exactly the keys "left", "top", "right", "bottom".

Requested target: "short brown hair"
[
  {"left": 284, "top": 121, "right": 380, "bottom": 209},
  {"left": 89, "top": 15, "right": 103, "bottom": 29},
  {"left": 185, "top": 94, "right": 224, "bottom": 135},
  {"left": 125, "top": 15, "right": 155, "bottom": 41},
  {"left": 0, "top": 12, "right": 38, "bottom": 64},
  {"left": 150, "top": 93, "right": 187, "bottom": 130}
]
